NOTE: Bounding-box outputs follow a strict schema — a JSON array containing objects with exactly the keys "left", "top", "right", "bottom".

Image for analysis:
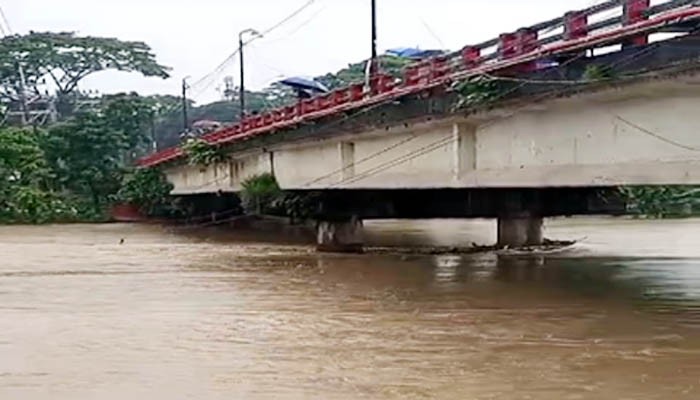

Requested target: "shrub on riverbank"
[
  {"left": 115, "top": 168, "right": 180, "bottom": 217},
  {"left": 620, "top": 186, "right": 700, "bottom": 218},
  {"left": 240, "top": 173, "right": 320, "bottom": 222}
]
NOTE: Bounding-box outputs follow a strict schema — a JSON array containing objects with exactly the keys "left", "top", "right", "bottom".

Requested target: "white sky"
[{"left": 4, "top": 0, "right": 602, "bottom": 104}]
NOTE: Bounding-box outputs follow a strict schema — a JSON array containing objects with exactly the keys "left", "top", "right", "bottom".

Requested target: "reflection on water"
[{"left": 1, "top": 218, "right": 700, "bottom": 399}]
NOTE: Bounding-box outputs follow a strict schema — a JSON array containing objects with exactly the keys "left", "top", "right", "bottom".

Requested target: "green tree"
[
  {"left": 240, "top": 173, "right": 281, "bottom": 215},
  {"left": 316, "top": 55, "right": 412, "bottom": 89},
  {"left": 181, "top": 138, "right": 226, "bottom": 166},
  {"left": 101, "top": 93, "right": 157, "bottom": 159},
  {"left": 0, "top": 32, "right": 170, "bottom": 116},
  {"left": 0, "top": 127, "right": 76, "bottom": 223},
  {"left": 43, "top": 113, "right": 127, "bottom": 214},
  {"left": 0, "top": 127, "right": 51, "bottom": 187},
  {"left": 116, "top": 168, "right": 176, "bottom": 217}
]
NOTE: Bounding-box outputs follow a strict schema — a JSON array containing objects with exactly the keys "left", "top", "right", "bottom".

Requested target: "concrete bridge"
[{"left": 139, "top": 0, "right": 700, "bottom": 251}]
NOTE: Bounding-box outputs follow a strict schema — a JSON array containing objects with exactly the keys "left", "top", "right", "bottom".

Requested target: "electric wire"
[
  {"left": 188, "top": 0, "right": 317, "bottom": 100},
  {"left": 0, "top": 3, "right": 11, "bottom": 35},
  {"left": 615, "top": 115, "right": 700, "bottom": 151}
]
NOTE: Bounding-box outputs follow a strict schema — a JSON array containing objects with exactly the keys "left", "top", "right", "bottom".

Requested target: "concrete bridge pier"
[
  {"left": 497, "top": 190, "right": 544, "bottom": 248},
  {"left": 316, "top": 216, "right": 364, "bottom": 253},
  {"left": 497, "top": 213, "right": 544, "bottom": 248}
]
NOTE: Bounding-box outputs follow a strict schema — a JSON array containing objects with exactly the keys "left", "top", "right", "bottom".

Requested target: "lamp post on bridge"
[
  {"left": 370, "top": 0, "right": 377, "bottom": 76},
  {"left": 181, "top": 76, "right": 190, "bottom": 132},
  {"left": 239, "top": 28, "right": 263, "bottom": 122}
]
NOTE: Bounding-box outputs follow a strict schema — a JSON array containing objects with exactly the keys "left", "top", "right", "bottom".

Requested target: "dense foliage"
[
  {"left": 0, "top": 31, "right": 174, "bottom": 224},
  {"left": 620, "top": 186, "right": 700, "bottom": 218},
  {"left": 0, "top": 93, "right": 175, "bottom": 223},
  {"left": 239, "top": 173, "right": 321, "bottom": 221},
  {"left": 0, "top": 32, "right": 169, "bottom": 117},
  {"left": 240, "top": 173, "right": 281, "bottom": 215},
  {"left": 0, "top": 127, "right": 79, "bottom": 222},
  {"left": 116, "top": 168, "right": 177, "bottom": 217}
]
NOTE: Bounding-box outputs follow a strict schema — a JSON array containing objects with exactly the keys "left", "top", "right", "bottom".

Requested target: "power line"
[
  {"left": 259, "top": 4, "right": 327, "bottom": 45},
  {"left": 259, "top": 0, "right": 316, "bottom": 37},
  {"left": 0, "top": 3, "right": 12, "bottom": 35},
  {"left": 615, "top": 115, "right": 700, "bottom": 152},
  {"left": 420, "top": 18, "right": 446, "bottom": 49},
  {"left": 187, "top": 0, "right": 318, "bottom": 104}
]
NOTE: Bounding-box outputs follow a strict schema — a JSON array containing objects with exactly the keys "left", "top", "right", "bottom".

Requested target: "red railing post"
[
  {"left": 429, "top": 56, "right": 450, "bottom": 81},
  {"left": 499, "top": 33, "right": 518, "bottom": 59},
  {"left": 518, "top": 28, "right": 539, "bottom": 71},
  {"left": 403, "top": 65, "right": 419, "bottom": 86},
  {"left": 461, "top": 46, "right": 481, "bottom": 69},
  {"left": 349, "top": 83, "right": 365, "bottom": 101},
  {"left": 564, "top": 11, "right": 588, "bottom": 40},
  {"left": 623, "top": 0, "right": 651, "bottom": 47}
]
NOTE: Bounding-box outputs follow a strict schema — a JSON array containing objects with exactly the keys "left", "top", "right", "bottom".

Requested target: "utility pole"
[
  {"left": 150, "top": 111, "right": 158, "bottom": 153},
  {"left": 371, "top": 0, "right": 378, "bottom": 76},
  {"left": 16, "top": 61, "right": 29, "bottom": 126},
  {"left": 238, "top": 28, "right": 262, "bottom": 121},
  {"left": 181, "top": 77, "right": 189, "bottom": 131},
  {"left": 239, "top": 33, "right": 245, "bottom": 121}
]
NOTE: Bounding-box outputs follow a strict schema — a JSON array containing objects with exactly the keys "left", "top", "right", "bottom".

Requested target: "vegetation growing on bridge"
[
  {"left": 451, "top": 75, "right": 503, "bottom": 111},
  {"left": 181, "top": 139, "right": 227, "bottom": 166},
  {"left": 582, "top": 64, "right": 618, "bottom": 82}
]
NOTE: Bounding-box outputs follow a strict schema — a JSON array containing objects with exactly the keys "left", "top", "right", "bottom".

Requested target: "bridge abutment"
[{"left": 316, "top": 217, "right": 364, "bottom": 253}]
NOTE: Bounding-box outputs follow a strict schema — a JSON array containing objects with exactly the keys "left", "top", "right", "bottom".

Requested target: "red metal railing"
[{"left": 138, "top": 0, "right": 700, "bottom": 167}]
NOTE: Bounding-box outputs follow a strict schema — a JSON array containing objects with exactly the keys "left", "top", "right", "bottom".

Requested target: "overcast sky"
[{"left": 4, "top": 0, "right": 602, "bottom": 104}]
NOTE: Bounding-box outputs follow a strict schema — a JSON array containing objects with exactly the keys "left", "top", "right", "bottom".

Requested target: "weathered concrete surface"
[
  {"left": 167, "top": 151, "right": 272, "bottom": 195},
  {"left": 165, "top": 75, "right": 700, "bottom": 194}
]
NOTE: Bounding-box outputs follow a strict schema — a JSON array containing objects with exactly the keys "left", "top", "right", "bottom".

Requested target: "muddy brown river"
[{"left": 2, "top": 218, "right": 700, "bottom": 399}]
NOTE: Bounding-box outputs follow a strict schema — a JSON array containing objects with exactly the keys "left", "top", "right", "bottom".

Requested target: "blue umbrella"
[
  {"left": 386, "top": 47, "right": 445, "bottom": 60},
  {"left": 279, "top": 76, "right": 329, "bottom": 99}
]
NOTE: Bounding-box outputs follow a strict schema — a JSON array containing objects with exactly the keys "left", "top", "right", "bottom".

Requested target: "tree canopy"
[{"left": 0, "top": 32, "right": 170, "bottom": 110}]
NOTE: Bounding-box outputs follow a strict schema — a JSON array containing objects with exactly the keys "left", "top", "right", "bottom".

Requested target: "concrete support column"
[
  {"left": 497, "top": 189, "right": 543, "bottom": 247},
  {"left": 452, "top": 122, "right": 477, "bottom": 183},
  {"left": 497, "top": 214, "right": 543, "bottom": 247},
  {"left": 316, "top": 216, "right": 364, "bottom": 253}
]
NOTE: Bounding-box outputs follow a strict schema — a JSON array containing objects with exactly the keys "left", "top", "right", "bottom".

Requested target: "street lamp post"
[
  {"left": 371, "top": 0, "right": 377, "bottom": 73},
  {"left": 181, "top": 76, "right": 190, "bottom": 131},
  {"left": 238, "top": 28, "right": 262, "bottom": 121}
]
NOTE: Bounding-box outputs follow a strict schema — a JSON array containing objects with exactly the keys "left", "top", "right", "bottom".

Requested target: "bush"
[
  {"left": 181, "top": 138, "right": 226, "bottom": 166},
  {"left": 240, "top": 173, "right": 281, "bottom": 215},
  {"left": 619, "top": 186, "right": 700, "bottom": 218},
  {"left": 116, "top": 168, "right": 178, "bottom": 217},
  {"left": 451, "top": 75, "right": 502, "bottom": 111}
]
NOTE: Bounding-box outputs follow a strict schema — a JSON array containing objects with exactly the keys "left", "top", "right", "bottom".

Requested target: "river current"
[{"left": 1, "top": 218, "right": 700, "bottom": 399}]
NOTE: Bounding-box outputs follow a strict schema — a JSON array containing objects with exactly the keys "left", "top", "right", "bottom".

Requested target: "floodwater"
[{"left": 2, "top": 218, "right": 700, "bottom": 400}]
